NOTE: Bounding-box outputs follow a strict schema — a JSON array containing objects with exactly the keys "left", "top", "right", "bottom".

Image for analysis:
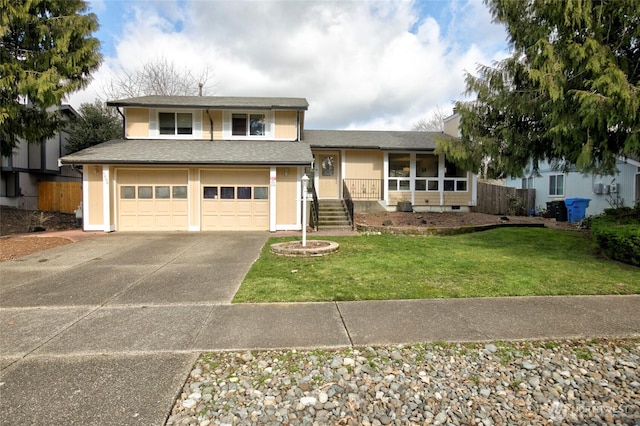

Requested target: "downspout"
[
  {"left": 206, "top": 109, "right": 213, "bottom": 141},
  {"left": 296, "top": 111, "right": 300, "bottom": 141},
  {"left": 116, "top": 107, "right": 125, "bottom": 139}
]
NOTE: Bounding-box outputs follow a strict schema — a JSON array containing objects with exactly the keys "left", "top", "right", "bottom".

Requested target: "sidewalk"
[{"left": 1, "top": 295, "right": 638, "bottom": 425}]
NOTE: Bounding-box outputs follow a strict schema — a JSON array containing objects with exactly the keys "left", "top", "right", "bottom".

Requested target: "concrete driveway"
[{"left": 0, "top": 232, "right": 272, "bottom": 425}]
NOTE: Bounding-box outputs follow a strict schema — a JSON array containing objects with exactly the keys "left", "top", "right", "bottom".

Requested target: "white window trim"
[
  {"left": 386, "top": 153, "right": 469, "bottom": 193},
  {"left": 148, "top": 109, "right": 202, "bottom": 139},
  {"left": 549, "top": 173, "right": 564, "bottom": 197},
  {"left": 222, "top": 110, "right": 274, "bottom": 139}
]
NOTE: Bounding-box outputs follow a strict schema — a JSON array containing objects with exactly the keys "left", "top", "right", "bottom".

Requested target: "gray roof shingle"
[
  {"left": 59, "top": 139, "right": 313, "bottom": 166},
  {"left": 59, "top": 130, "right": 448, "bottom": 166},
  {"left": 304, "top": 130, "right": 446, "bottom": 151},
  {"left": 107, "top": 95, "right": 309, "bottom": 110}
]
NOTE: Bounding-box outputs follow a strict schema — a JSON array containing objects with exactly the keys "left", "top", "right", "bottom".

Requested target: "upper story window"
[
  {"left": 223, "top": 111, "right": 273, "bottom": 139},
  {"left": 147, "top": 109, "right": 201, "bottom": 139},
  {"left": 159, "top": 112, "right": 193, "bottom": 135},
  {"left": 232, "top": 113, "right": 266, "bottom": 136}
]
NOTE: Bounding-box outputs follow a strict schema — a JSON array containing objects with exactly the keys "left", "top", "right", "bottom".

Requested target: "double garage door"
[{"left": 116, "top": 169, "right": 269, "bottom": 231}]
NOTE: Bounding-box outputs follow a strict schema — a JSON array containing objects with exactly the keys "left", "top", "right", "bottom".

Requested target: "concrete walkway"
[{"left": 0, "top": 232, "right": 638, "bottom": 425}]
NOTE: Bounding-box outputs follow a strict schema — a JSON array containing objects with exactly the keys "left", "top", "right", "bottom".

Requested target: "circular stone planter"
[{"left": 270, "top": 240, "right": 339, "bottom": 257}]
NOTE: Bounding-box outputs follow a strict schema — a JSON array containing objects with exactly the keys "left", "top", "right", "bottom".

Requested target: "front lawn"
[{"left": 233, "top": 228, "right": 639, "bottom": 303}]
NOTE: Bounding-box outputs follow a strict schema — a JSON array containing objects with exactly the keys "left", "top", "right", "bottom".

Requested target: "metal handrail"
[
  {"left": 308, "top": 181, "right": 319, "bottom": 231},
  {"left": 342, "top": 180, "right": 355, "bottom": 230}
]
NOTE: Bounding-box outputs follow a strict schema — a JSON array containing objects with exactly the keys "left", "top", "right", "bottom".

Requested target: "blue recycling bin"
[{"left": 564, "top": 198, "right": 591, "bottom": 222}]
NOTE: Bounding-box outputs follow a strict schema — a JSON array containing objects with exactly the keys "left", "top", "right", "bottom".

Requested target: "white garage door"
[
  {"left": 201, "top": 169, "right": 269, "bottom": 231},
  {"left": 117, "top": 169, "right": 189, "bottom": 231}
]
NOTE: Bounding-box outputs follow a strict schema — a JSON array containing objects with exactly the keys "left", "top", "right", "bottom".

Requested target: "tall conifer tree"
[
  {"left": 0, "top": 0, "right": 101, "bottom": 156},
  {"left": 446, "top": 0, "right": 640, "bottom": 175}
]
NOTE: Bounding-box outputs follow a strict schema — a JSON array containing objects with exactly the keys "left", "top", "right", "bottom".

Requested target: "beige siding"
[
  {"left": 87, "top": 165, "right": 104, "bottom": 225},
  {"left": 201, "top": 110, "right": 223, "bottom": 140},
  {"left": 443, "top": 115, "right": 460, "bottom": 137},
  {"left": 414, "top": 192, "right": 441, "bottom": 206},
  {"left": 442, "top": 191, "right": 472, "bottom": 206},
  {"left": 388, "top": 192, "right": 412, "bottom": 205},
  {"left": 189, "top": 167, "right": 199, "bottom": 229},
  {"left": 344, "top": 150, "right": 383, "bottom": 179},
  {"left": 276, "top": 167, "right": 298, "bottom": 226},
  {"left": 125, "top": 108, "right": 149, "bottom": 137},
  {"left": 275, "top": 111, "right": 298, "bottom": 140}
]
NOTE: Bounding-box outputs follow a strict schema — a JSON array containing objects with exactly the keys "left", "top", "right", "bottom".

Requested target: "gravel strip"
[{"left": 168, "top": 339, "right": 639, "bottom": 425}]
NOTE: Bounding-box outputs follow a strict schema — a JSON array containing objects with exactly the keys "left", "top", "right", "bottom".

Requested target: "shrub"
[
  {"left": 589, "top": 207, "right": 640, "bottom": 266},
  {"left": 591, "top": 224, "right": 640, "bottom": 266}
]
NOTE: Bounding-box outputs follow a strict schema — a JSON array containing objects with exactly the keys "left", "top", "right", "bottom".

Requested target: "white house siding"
[{"left": 506, "top": 159, "right": 639, "bottom": 217}]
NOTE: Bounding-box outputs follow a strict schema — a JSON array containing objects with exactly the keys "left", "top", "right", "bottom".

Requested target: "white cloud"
[{"left": 68, "top": 0, "right": 508, "bottom": 130}]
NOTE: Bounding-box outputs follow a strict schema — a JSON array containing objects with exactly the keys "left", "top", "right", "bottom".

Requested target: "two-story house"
[
  {"left": 59, "top": 95, "right": 476, "bottom": 232},
  {"left": 1, "top": 105, "right": 80, "bottom": 210}
]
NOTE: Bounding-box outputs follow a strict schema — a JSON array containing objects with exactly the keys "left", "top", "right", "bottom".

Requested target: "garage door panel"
[
  {"left": 117, "top": 169, "right": 188, "bottom": 231},
  {"left": 200, "top": 169, "right": 270, "bottom": 231}
]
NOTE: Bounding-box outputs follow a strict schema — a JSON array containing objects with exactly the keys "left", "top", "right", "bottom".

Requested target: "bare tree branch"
[
  {"left": 100, "top": 57, "right": 219, "bottom": 100},
  {"left": 412, "top": 106, "right": 449, "bottom": 132}
]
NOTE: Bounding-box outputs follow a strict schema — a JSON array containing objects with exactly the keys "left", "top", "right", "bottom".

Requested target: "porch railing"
[
  {"left": 342, "top": 180, "right": 354, "bottom": 230},
  {"left": 343, "top": 179, "right": 384, "bottom": 200},
  {"left": 308, "top": 181, "right": 319, "bottom": 231}
]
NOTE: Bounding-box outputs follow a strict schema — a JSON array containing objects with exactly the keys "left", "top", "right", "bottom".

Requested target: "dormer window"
[
  {"left": 232, "top": 113, "right": 266, "bottom": 136},
  {"left": 159, "top": 112, "right": 193, "bottom": 135}
]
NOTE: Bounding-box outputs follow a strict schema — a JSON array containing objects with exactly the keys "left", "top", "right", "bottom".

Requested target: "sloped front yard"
[{"left": 234, "top": 228, "right": 639, "bottom": 303}]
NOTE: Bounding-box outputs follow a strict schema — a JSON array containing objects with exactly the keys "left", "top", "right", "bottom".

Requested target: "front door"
[{"left": 317, "top": 152, "right": 340, "bottom": 198}]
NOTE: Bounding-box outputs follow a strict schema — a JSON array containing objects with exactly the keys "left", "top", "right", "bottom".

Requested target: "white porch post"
[
  {"left": 102, "top": 165, "right": 111, "bottom": 232},
  {"left": 301, "top": 174, "right": 309, "bottom": 246},
  {"left": 383, "top": 153, "right": 389, "bottom": 205},
  {"left": 269, "top": 167, "right": 277, "bottom": 232},
  {"left": 438, "top": 154, "right": 446, "bottom": 206}
]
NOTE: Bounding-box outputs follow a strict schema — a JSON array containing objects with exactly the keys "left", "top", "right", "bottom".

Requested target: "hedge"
[{"left": 591, "top": 223, "right": 640, "bottom": 267}]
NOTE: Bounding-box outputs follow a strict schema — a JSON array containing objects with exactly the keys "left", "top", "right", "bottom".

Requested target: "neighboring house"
[
  {"left": 59, "top": 95, "right": 476, "bottom": 232},
  {"left": 505, "top": 158, "right": 640, "bottom": 216},
  {"left": 1, "top": 105, "right": 80, "bottom": 210}
]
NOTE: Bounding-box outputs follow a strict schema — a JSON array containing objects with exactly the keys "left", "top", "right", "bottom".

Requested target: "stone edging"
[
  {"left": 270, "top": 240, "right": 340, "bottom": 257},
  {"left": 355, "top": 222, "right": 545, "bottom": 236}
]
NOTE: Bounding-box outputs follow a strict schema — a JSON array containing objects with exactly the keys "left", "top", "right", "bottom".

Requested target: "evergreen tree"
[
  {"left": 65, "top": 101, "right": 122, "bottom": 154},
  {"left": 0, "top": 0, "right": 101, "bottom": 157},
  {"left": 448, "top": 0, "right": 640, "bottom": 176}
]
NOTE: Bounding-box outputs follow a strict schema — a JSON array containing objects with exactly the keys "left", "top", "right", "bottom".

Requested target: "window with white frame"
[
  {"left": 388, "top": 153, "right": 410, "bottom": 191},
  {"left": 521, "top": 177, "right": 533, "bottom": 189},
  {"left": 549, "top": 174, "right": 564, "bottom": 196},
  {"left": 416, "top": 154, "right": 439, "bottom": 191},
  {"left": 159, "top": 112, "right": 193, "bottom": 135},
  {"left": 232, "top": 113, "right": 266, "bottom": 136},
  {"left": 444, "top": 159, "right": 468, "bottom": 192}
]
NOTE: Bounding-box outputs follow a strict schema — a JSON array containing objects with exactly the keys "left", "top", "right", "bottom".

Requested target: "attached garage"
[
  {"left": 201, "top": 169, "right": 269, "bottom": 231},
  {"left": 117, "top": 169, "right": 189, "bottom": 231},
  {"left": 60, "top": 139, "right": 313, "bottom": 232}
]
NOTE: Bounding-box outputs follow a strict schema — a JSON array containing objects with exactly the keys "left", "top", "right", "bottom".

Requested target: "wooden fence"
[
  {"left": 473, "top": 182, "right": 535, "bottom": 215},
  {"left": 38, "top": 181, "right": 82, "bottom": 214}
]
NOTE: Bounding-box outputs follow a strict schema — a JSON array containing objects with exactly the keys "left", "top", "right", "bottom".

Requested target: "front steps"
[{"left": 317, "top": 199, "right": 352, "bottom": 229}]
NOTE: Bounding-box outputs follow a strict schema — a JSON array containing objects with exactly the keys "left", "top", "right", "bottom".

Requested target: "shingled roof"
[
  {"left": 304, "top": 130, "right": 445, "bottom": 151},
  {"left": 59, "top": 139, "right": 313, "bottom": 166},
  {"left": 107, "top": 95, "right": 309, "bottom": 111}
]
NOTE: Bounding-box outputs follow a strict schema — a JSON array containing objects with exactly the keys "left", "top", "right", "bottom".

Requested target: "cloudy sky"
[{"left": 69, "top": 0, "right": 510, "bottom": 131}]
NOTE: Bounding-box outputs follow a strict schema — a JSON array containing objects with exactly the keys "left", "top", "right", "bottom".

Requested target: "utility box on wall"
[{"left": 593, "top": 183, "right": 603, "bottom": 195}]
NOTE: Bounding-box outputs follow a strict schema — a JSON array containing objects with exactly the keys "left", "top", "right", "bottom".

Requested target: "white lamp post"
[{"left": 301, "top": 174, "right": 308, "bottom": 247}]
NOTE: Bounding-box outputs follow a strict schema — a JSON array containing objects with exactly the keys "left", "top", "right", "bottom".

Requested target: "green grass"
[{"left": 233, "top": 228, "right": 639, "bottom": 303}]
